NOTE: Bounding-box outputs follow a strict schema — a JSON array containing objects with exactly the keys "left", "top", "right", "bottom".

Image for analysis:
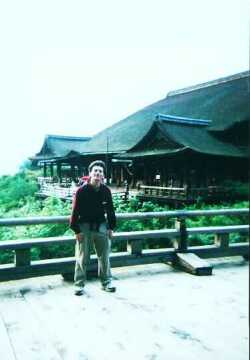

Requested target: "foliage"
[
  {"left": 113, "top": 197, "right": 249, "bottom": 249},
  {"left": 0, "top": 170, "right": 39, "bottom": 211},
  {"left": 19, "top": 159, "right": 34, "bottom": 172},
  {"left": 0, "top": 171, "right": 74, "bottom": 263},
  {"left": 185, "top": 201, "right": 249, "bottom": 245},
  {"left": 221, "top": 180, "right": 249, "bottom": 198},
  {"left": 0, "top": 171, "right": 248, "bottom": 264}
]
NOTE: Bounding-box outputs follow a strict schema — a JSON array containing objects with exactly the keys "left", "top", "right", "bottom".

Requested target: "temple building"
[
  {"left": 31, "top": 134, "right": 91, "bottom": 183},
  {"left": 31, "top": 71, "right": 249, "bottom": 201}
]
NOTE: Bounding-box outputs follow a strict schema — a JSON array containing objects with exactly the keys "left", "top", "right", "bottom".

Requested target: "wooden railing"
[
  {"left": 138, "top": 184, "right": 233, "bottom": 202},
  {"left": 36, "top": 182, "right": 77, "bottom": 200},
  {"left": 0, "top": 209, "right": 248, "bottom": 281},
  {"left": 138, "top": 185, "right": 187, "bottom": 197},
  {"left": 36, "top": 178, "right": 130, "bottom": 201}
]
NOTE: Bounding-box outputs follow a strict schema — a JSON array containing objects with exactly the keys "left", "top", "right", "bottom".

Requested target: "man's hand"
[
  {"left": 107, "top": 229, "right": 113, "bottom": 239},
  {"left": 76, "top": 233, "right": 84, "bottom": 242}
]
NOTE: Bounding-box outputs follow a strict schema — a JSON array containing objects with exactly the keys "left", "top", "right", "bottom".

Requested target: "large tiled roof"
[
  {"left": 79, "top": 71, "right": 249, "bottom": 155},
  {"left": 32, "top": 135, "right": 91, "bottom": 161},
  {"left": 117, "top": 115, "right": 247, "bottom": 159}
]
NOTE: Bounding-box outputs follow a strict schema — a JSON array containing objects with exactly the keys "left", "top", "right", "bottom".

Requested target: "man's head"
[{"left": 88, "top": 160, "right": 106, "bottom": 185}]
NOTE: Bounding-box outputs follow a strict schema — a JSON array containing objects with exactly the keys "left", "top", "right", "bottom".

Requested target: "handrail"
[
  {"left": 0, "top": 225, "right": 248, "bottom": 251},
  {"left": 0, "top": 208, "right": 248, "bottom": 281},
  {"left": 0, "top": 208, "right": 248, "bottom": 226},
  {"left": 139, "top": 185, "right": 186, "bottom": 191}
]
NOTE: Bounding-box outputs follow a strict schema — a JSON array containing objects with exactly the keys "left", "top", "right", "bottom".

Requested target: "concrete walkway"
[{"left": 0, "top": 257, "right": 248, "bottom": 360}]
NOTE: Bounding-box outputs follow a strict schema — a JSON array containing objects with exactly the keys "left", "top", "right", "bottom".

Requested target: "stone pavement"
[{"left": 0, "top": 257, "right": 248, "bottom": 360}]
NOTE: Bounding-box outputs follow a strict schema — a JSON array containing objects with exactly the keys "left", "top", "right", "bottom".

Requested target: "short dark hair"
[{"left": 88, "top": 160, "right": 106, "bottom": 174}]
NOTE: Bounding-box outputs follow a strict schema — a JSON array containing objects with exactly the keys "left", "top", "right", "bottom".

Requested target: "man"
[{"left": 70, "top": 160, "right": 116, "bottom": 295}]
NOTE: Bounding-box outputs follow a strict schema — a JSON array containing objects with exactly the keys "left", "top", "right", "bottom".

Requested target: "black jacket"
[{"left": 69, "top": 183, "right": 116, "bottom": 234}]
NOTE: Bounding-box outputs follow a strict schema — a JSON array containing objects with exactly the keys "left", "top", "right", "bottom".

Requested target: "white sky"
[{"left": 0, "top": 0, "right": 249, "bottom": 176}]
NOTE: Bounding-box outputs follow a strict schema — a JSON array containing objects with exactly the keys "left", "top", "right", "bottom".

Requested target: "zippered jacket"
[{"left": 69, "top": 183, "right": 116, "bottom": 234}]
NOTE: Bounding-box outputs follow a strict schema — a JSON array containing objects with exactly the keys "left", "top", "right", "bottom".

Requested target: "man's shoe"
[
  {"left": 74, "top": 287, "right": 85, "bottom": 296},
  {"left": 102, "top": 283, "right": 116, "bottom": 293}
]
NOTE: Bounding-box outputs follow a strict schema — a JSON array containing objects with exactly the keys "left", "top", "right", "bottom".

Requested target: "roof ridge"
[
  {"left": 46, "top": 134, "right": 91, "bottom": 141},
  {"left": 156, "top": 113, "right": 211, "bottom": 126},
  {"left": 167, "top": 71, "right": 249, "bottom": 97}
]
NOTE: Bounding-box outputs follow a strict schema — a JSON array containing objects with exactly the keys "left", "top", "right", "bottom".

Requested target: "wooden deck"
[{"left": 0, "top": 258, "right": 248, "bottom": 360}]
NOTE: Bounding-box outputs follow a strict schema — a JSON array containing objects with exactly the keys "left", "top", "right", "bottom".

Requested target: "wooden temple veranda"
[
  {"left": 5, "top": 69, "right": 250, "bottom": 357},
  {"left": 0, "top": 208, "right": 249, "bottom": 359},
  {"left": 0, "top": 258, "right": 248, "bottom": 360},
  {"left": 30, "top": 71, "right": 249, "bottom": 203}
]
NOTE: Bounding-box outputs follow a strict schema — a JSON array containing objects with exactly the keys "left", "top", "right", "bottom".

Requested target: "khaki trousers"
[{"left": 74, "top": 222, "right": 112, "bottom": 288}]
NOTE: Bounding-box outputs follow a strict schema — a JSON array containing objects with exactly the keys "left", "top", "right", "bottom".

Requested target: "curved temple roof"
[
  {"left": 117, "top": 115, "right": 246, "bottom": 158},
  {"left": 78, "top": 71, "right": 249, "bottom": 156},
  {"left": 32, "top": 135, "right": 91, "bottom": 161},
  {"left": 31, "top": 71, "right": 249, "bottom": 162}
]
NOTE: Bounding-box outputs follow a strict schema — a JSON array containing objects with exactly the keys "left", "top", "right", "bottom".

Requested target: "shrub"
[{"left": 0, "top": 171, "right": 248, "bottom": 264}]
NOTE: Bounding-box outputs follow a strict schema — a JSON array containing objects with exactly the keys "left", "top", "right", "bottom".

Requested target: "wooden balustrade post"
[
  {"left": 127, "top": 240, "right": 142, "bottom": 256},
  {"left": 15, "top": 248, "right": 31, "bottom": 267},
  {"left": 174, "top": 217, "right": 188, "bottom": 252},
  {"left": 243, "top": 253, "right": 249, "bottom": 261},
  {"left": 174, "top": 217, "right": 212, "bottom": 275},
  {"left": 214, "top": 233, "right": 229, "bottom": 249}
]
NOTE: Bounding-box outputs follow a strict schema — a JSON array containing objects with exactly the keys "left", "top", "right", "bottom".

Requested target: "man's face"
[{"left": 89, "top": 165, "right": 104, "bottom": 182}]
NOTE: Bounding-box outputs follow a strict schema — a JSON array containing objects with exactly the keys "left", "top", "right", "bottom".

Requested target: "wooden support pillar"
[
  {"left": 77, "top": 164, "right": 82, "bottom": 178},
  {"left": 116, "top": 166, "right": 120, "bottom": 186},
  {"left": 120, "top": 166, "right": 124, "bottom": 184},
  {"left": 127, "top": 240, "right": 142, "bottom": 256},
  {"left": 163, "top": 165, "right": 167, "bottom": 187},
  {"left": 117, "top": 166, "right": 121, "bottom": 186},
  {"left": 57, "top": 164, "right": 62, "bottom": 183},
  {"left": 114, "top": 166, "right": 117, "bottom": 185},
  {"left": 143, "top": 165, "right": 147, "bottom": 185},
  {"left": 70, "top": 164, "right": 75, "bottom": 180},
  {"left": 184, "top": 184, "right": 190, "bottom": 200},
  {"left": 43, "top": 163, "right": 47, "bottom": 177},
  {"left": 111, "top": 165, "right": 115, "bottom": 185},
  {"left": 50, "top": 163, "right": 54, "bottom": 177},
  {"left": 15, "top": 248, "right": 31, "bottom": 267}
]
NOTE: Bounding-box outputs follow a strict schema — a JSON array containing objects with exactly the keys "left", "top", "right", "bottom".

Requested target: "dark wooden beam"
[{"left": 175, "top": 252, "right": 213, "bottom": 275}]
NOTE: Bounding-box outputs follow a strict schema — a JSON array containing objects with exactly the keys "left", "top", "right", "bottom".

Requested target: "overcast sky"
[{"left": 0, "top": 0, "right": 249, "bottom": 176}]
